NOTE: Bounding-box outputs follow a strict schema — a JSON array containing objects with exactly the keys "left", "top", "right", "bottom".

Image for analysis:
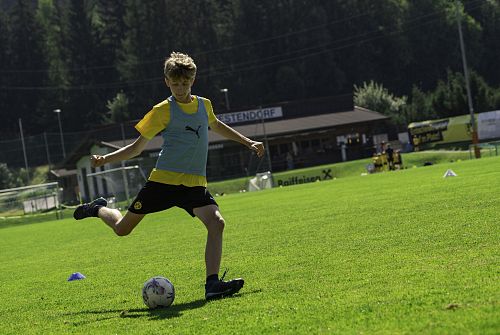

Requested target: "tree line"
[{"left": 0, "top": 0, "right": 499, "bottom": 139}]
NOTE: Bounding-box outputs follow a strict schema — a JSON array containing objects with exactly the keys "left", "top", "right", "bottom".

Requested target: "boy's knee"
[
  {"left": 206, "top": 215, "right": 225, "bottom": 232},
  {"left": 218, "top": 216, "right": 225, "bottom": 230},
  {"left": 114, "top": 225, "right": 131, "bottom": 236}
]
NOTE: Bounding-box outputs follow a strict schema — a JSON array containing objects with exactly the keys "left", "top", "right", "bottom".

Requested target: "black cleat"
[
  {"left": 205, "top": 270, "right": 244, "bottom": 300},
  {"left": 73, "top": 197, "right": 107, "bottom": 220}
]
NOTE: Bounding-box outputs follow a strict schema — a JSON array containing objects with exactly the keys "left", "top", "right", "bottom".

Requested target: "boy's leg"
[
  {"left": 193, "top": 204, "right": 224, "bottom": 277},
  {"left": 74, "top": 197, "right": 145, "bottom": 236},
  {"left": 193, "top": 204, "right": 244, "bottom": 300},
  {"left": 97, "top": 208, "right": 145, "bottom": 236}
]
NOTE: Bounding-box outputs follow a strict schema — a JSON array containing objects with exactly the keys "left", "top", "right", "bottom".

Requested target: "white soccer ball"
[{"left": 142, "top": 276, "right": 175, "bottom": 309}]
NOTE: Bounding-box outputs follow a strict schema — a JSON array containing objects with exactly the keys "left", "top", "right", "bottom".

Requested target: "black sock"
[{"left": 206, "top": 274, "right": 218, "bottom": 283}]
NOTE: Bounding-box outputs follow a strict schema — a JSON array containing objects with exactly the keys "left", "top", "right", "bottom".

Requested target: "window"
[{"left": 337, "top": 133, "right": 360, "bottom": 145}]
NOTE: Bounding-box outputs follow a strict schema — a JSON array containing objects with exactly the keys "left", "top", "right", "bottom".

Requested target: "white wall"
[
  {"left": 76, "top": 145, "right": 112, "bottom": 201},
  {"left": 478, "top": 110, "right": 500, "bottom": 140}
]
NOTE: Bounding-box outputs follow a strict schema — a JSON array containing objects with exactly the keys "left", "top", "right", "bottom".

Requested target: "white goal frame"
[
  {"left": 86, "top": 165, "right": 147, "bottom": 206},
  {"left": 0, "top": 182, "right": 61, "bottom": 216}
]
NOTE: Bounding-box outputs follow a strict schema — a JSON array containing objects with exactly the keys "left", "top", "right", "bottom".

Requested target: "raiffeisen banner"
[{"left": 275, "top": 168, "right": 333, "bottom": 187}]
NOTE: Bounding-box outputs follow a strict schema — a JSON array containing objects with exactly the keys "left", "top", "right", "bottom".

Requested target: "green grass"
[
  {"left": 0, "top": 155, "right": 498, "bottom": 334},
  {"left": 207, "top": 150, "right": 475, "bottom": 194}
]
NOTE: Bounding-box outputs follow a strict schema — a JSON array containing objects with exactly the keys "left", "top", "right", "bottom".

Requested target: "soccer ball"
[{"left": 142, "top": 276, "right": 175, "bottom": 309}]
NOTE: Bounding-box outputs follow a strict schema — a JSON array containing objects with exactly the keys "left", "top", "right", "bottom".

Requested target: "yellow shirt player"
[
  {"left": 73, "top": 52, "right": 265, "bottom": 300},
  {"left": 380, "top": 151, "right": 388, "bottom": 171}
]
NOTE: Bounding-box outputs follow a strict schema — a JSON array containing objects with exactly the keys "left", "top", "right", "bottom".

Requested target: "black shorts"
[{"left": 128, "top": 181, "right": 218, "bottom": 217}]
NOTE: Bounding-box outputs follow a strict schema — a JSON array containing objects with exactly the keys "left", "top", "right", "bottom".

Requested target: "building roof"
[
  {"left": 108, "top": 106, "right": 387, "bottom": 150},
  {"left": 210, "top": 106, "right": 387, "bottom": 142}
]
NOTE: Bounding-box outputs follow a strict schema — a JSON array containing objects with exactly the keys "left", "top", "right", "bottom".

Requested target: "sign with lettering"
[
  {"left": 217, "top": 107, "right": 283, "bottom": 125},
  {"left": 276, "top": 169, "right": 333, "bottom": 187}
]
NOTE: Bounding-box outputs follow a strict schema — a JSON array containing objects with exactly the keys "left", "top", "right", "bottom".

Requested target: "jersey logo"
[{"left": 185, "top": 125, "right": 201, "bottom": 139}]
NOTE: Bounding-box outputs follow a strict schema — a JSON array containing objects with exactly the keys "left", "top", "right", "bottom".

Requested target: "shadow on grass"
[
  {"left": 121, "top": 298, "right": 208, "bottom": 320},
  {"left": 66, "top": 290, "right": 261, "bottom": 325},
  {"left": 67, "top": 298, "right": 206, "bottom": 325}
]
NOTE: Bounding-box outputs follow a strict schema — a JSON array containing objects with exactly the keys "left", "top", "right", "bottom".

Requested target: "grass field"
[
  {"left": 0, "top": 155, "right": 498, "bottom": 334},
  {"left": 207, "top": 150, "right": 474, "bottom": 195}
]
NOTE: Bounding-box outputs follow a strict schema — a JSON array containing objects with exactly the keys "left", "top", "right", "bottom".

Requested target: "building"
[{"left": 60, "top": 94, "right": 390, "bottom": 202}]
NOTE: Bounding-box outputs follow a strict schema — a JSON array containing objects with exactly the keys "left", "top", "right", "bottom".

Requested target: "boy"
[{"left": 74, "top": 52, "right": 265, "bottom": 300}]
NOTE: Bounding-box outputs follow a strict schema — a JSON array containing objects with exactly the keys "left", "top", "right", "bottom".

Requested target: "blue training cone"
[{"left": 67, "top": 272, "right": 86, "bottom": 281}]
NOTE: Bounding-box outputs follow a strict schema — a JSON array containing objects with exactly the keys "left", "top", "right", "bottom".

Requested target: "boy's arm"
[
  {"left": 210, "top": 119, "right": 265, "bottom": 158},
  {"left": 90, "top": 135, "right": 149, "bottom": 168}
]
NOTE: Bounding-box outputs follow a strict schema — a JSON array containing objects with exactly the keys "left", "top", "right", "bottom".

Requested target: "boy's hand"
[
  {"left": 90, "top": 155, "right": 106, "bottom": 168},
  {"left": 249, "top": 141, "right": 265, "bottom": 158}
]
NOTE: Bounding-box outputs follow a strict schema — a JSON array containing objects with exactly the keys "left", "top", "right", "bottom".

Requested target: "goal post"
[
  {"left": 0, "top": 182, "right": 61, "bottom": 218},
  {"left": 86, "top": 165, "right": 147, "bottom": 209}
]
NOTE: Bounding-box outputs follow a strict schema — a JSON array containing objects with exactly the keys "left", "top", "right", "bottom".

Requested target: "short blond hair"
[{"left": 164, "top": 52, "right": 197, "bottom": 79}]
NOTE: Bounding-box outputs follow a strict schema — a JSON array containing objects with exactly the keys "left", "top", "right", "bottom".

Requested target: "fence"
[
  {"left": 0, "top": 121, "right": 139, "bottom": 168},
  {"left": 469, "top": 141, "right": 500, "bottom": 159}
]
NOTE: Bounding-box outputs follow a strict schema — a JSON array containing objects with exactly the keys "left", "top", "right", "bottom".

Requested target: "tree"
[
  {"left": 464, "top": 0, "right": 500, "bottom": 87},
  {"left": 229, "top": 0, "right": 275, "bottom": 105},
  {"left": 0, "top": 11, "right": 11, "bottom": 135},
  {"left": 354, "top": 80, "right": 407, "bottom": 128},
  {"left": 105, "top": 91, "right": 130, "bottom": 123},
  {"left": 275, "top": 66, "right": 304, "bottom": 100},
  {"left": 405, "top": 86, "right": 436, "bottom": 123},
  {"left": 91, "top": 0, "right": 126, "bottom": 106},
  {"left": 402, "top": 0, "right": 483, "bottom": 94},
  {"left": 0, "top": 163, "right": 16, "bottom": 189},
  {"left": 298, "top": 3, "right": 345, "bottom": 99},
  {"left": 35, "top": 0, "right": 69, "bottom": 130},
  {"left": 116, "top": 0, "right": 172, "bottom": 118},
  {"left": 430, "top": 70, "right": 500, "bottom": 118},
  {"left": 0, "top": 0, "right": 499, "bottom": 140},
  {"left": 7, "top": 0, "right": 47, "bottom": 134},
  {"left": 63, "top": 0, "right": 105, "bottom": 129}
]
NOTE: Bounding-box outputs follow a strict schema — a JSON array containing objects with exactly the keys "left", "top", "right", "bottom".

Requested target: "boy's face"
[{"left": 165, "top": 76, "right": 195, "bottom": 103}]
